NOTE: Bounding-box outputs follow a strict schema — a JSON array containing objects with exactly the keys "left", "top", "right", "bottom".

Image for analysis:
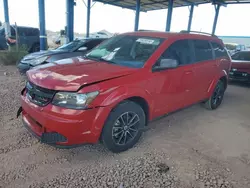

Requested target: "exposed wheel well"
[
  {"left": 127, "top": 97, "right": 149, "bottom": 126},
  {"left": 219, "top": 76, "right": 228, "bottom": 90}
]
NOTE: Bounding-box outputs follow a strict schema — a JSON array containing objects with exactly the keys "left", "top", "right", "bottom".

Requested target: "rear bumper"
[{"left": 21, "top": 94, "right": 111, "bottom": 147}]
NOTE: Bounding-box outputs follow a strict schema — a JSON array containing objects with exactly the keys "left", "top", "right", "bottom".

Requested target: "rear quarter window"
[
  {"left": 211, "top": 42, "right": 229, "bottom": 59},
  {"left": 193, "top": 40, "right": 213, "bottom": 62}
]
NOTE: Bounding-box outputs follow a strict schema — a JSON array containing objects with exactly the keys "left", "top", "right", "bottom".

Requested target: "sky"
[{"left": 0, "top": 0, "right": 250, "bottom": 36}]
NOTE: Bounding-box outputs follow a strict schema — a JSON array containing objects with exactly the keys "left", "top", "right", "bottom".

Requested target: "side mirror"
[
  {"left": 78, "top": 46, "right": 87, "bottom": 51},
  {"left": 153, "top": 58, "right": 179, "bottom": 71}
]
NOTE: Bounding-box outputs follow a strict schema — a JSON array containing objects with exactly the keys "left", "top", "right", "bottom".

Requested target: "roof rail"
[
  {"left": 138, "top": 29, "right": 159, "bottom": 32},
  {"left": 180, "top": 30, "right": 218, "bottom": 38}
]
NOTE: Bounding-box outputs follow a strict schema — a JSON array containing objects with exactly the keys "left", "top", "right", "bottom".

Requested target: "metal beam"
[
  {"left": 93, "top": 0, "right": 208, "bottom": 11},
  {"left": 38, "top": 0, "right": 46, "bottom": 50},
  {"left": 93, "top": 0, "right": 133, "bottom": 10},
  {"left": 86, "top": 0, "right": 91, "bottom": 38},
  {"left": 212, "top": 0, "right": 226, "bottom": 7},
  {"left": 226, "top": 1, "right": 250, "bottom": 4},
  {"left": 3, "top": 0, "right": 10, "bottom": 23},
  {"left": 212, "top": 4, "right": 220, "bottom": 35},
  {"left": 187, "top": 4, "right": 194, "bottom": 31},
  {"left": 134, "top": 0, "right": 140, "bottom": 31},
  {"left": 165, "top": 0, "right": 173, "bottom": 32}
]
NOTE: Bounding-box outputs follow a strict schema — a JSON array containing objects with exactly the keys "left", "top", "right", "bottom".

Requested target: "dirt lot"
[{"left": 0, "top": 65, "right": 250, "bottom": 188}]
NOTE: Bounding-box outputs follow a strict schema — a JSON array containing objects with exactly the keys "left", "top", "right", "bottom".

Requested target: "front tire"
[
  {"left": 101, "top": 101, "right": 146, "bottom": 153},
  {"left": 203, "top": 80, "right": 225, "bottom": 110}
]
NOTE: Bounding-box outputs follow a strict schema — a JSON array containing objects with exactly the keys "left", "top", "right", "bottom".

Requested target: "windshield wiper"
[
  {"left": 83, "top": 55, "right": 99, "bottom": 61},
  {"left": 84, "top": 55, "right": 117, "bottom": 64}
]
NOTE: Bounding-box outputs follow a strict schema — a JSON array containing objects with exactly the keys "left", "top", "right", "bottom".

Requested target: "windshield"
[
  {"left": 85, "top": 35, "right": 163, "bottom": 68},
  {"left": 57, "top": 40, "right": 86, "bottom": 51}
]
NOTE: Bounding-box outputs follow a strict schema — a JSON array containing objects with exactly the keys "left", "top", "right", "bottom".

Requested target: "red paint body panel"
[
  {"left": 27, "top": 58, "right": 136, "bottom": 91},
  {"left": 21, "top": 94, "right": 112, "bottom": 145},
  {"left": 21, "top": 32, "right": 231, "bottom": 146}
]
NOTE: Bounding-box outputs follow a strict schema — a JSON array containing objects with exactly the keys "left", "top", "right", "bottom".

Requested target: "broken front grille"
[{"left": 26, "top": 81, "right": 55, "bottom": 106}]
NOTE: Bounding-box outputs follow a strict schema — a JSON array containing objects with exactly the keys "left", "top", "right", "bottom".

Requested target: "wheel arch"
[
  {"left": 219, "top": 75, "right": 228, "bottom": 90},
  {"left": 124, "top": 96, "right": 150, "bottom": 126},
  {"left": 95, "top": 85, "right": 154, "bottom": 121},
  {"left": 207, "top": 70, "right": 228, "bottom": 96}
]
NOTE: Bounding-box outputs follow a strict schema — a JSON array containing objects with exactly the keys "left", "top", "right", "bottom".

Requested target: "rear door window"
[
  {"left": 158, "top": 39, "right": 194, "bottom": 66},
  {"left": 193, "top": 40, "right": 213, "bottom": 62},
  {"left": 211, "top": 42, "right": 228, "bottom": 58}
]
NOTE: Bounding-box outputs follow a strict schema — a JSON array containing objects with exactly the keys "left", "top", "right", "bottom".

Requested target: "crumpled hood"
[
  {"left": 22, "top": 50, "right": 67, "bottom": 61},
  {"left": 26, "top": 57, "right": 136, "bottom": 91}
]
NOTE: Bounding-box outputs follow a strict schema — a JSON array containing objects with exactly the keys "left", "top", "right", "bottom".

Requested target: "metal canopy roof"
[{"left": 93, "top": 0, "right": 250, "bottom": 12}]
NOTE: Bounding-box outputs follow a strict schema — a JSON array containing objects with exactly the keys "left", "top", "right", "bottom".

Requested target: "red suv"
[{"left": 19, "top": 31, "right": 231, "bottom": 153}]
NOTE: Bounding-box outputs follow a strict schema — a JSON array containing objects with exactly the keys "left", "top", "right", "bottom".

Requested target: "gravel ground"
[{"left": 0, "top": 65, "right": 250, "bottom": 188}]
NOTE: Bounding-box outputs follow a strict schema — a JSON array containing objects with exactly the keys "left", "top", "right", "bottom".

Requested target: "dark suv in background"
[{"left": 0, "top": 25, "right": 40, "bottom": 52}]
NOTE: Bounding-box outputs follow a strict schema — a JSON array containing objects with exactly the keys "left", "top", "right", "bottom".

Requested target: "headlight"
[
  {"left": 52, "top": 91, "right": 99, "bottom": 109},
  {"left": 30, "top": 56, "right": 49, "bottom": 66}
]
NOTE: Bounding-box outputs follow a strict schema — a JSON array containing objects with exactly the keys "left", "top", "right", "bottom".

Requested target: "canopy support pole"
[
  {"left": 187, "top": 4, "right": 194, "bottom": 31},
  {"left": 165, "top": 0, "right": 173, "bottom": 32},
  {"left": 86, "top": 0, "right": 91, "bottom": 37},
  {"left": 3, "top": 0, "right": 10, "bottom": 23},
  {"left": 66, "top": 0, "right": 74, "bottom": 42},
  {"left": 38, "top": 0, "right": 46, "bottom": 50},
  {"left": 134, "top": 0, "right": 140, "bottom": 31},
  {"left": 212, "top": 4, "right": 220, "bottom": 35}
]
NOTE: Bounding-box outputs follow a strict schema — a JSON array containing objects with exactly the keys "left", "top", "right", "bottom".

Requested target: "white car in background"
[{"left": 90, "top": 32, "right": 111, "bottom": 39}]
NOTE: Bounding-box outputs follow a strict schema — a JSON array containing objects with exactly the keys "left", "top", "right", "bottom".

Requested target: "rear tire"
[
  {"left": 101, "top": 101, "right": 145, "bottom": 153},
  {"left": 202, "top": 80, "right": 225, "bottom": 110}
]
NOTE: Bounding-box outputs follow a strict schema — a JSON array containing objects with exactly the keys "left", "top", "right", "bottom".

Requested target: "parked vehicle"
[
  {"left": 0, "top": 25, "right": 40, "bottom": 52},
  {"left": 90, "top": 31, "right": 112, "bottom": 39},
  {"left": 18, "top": 31, "right": 231, "bottom": 153},
  {"left": 224, "top": 43, "right": 246, "bottom": 55},
  {"left": 229, "top": 51, "right": 250, "bottom": 82},
  {"left": 17, "top": 38, "right": 106, "bottom": 74}
]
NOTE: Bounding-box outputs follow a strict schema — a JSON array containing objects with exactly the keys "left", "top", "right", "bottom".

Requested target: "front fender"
[{"left": 93, "top": 86, "right": 154, "bottom": 119}]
